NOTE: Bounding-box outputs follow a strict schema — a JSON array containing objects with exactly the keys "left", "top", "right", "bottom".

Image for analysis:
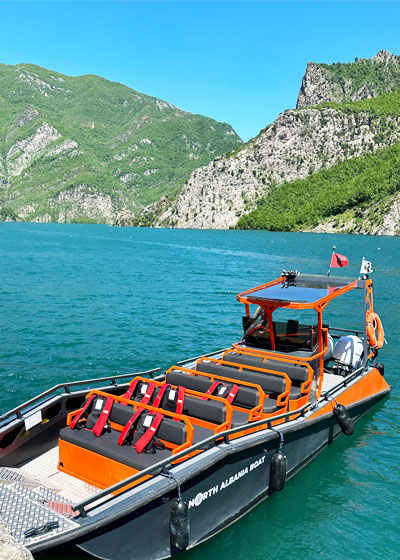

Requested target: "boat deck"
[{"left": 0, "top": 447, "right": 108, "bottom": 547}]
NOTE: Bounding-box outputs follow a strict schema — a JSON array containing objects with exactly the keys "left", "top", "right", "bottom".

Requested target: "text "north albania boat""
[{"left": 0, "top": 256, "right": 390, "bottom": 559}]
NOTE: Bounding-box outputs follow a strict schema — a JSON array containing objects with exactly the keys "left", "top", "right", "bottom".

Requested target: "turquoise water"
[{"left": 1, "top": 223, "right": 399, "bottom": 559}]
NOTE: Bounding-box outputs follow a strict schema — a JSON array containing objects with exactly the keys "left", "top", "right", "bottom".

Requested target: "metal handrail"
[
  {"left": 177, "top": 348, "right": 227, "bottom": 366},
  {"left": 329, "top": 326, "right": 364, "bottom": 336},
  {"left": 0, "top": 368, "right": 162, "bottom": 421},
  {"left": 72, "top": 402, "right": 312, "bottom": 518},
  {"left": 72, "top": 363, "right": 371, "bottom": 518}
]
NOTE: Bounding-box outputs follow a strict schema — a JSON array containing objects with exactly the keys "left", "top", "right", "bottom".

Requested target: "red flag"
[{"left": 330, "top": 252, "right": 348, "bottom": 268}]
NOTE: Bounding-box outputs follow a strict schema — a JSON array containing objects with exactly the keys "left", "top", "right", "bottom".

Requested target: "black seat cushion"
[
  {"left": 197, "top": 361, "right": 287, "bottom": 395},
  {"left": 166, "top": 370, "right": 260, "bottom": 409},
  {"left": 156, "top": 387, "right": 227, "bottom": 425},
  {"left": 289, "top": 386, "right": 302, "bottom": 399},
  {"left": 59, "top": 426, "right": 172, "bottom": 471},
  {"left": 223, "top": 352, "right": 309, "bottom": 383},
  {"left": 231, "top": 409, "right": 250, "bottom": 428},
  {"left": 263, "top": 399, "right": 278, "bottom": 413}
]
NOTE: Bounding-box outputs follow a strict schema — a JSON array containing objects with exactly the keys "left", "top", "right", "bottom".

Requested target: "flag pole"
[{"left": 327, "top": 245, "right": 336, "bottom": 277}]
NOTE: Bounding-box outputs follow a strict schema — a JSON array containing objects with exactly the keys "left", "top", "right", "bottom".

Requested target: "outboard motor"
[{"left": 333, "top": 335, "right": 364, "bottom": 375}]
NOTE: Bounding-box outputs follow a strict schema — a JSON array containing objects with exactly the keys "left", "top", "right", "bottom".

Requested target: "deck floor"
[{"left": 0, "top": 446, "right": 106, "bottom": 547}]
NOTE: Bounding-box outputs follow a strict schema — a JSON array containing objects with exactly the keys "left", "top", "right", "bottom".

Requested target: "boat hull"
[{"left": 58, "top": 386, "right": 389, "bottom": 560}]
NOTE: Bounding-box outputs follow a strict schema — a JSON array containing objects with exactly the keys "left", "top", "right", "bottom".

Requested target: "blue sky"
[{"left": 1, "top": 1, "right": 400, "bottom": 141}]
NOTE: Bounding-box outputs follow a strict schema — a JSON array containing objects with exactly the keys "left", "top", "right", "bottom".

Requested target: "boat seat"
[
  {"left": 127, "top": 379, "right": 229, "bottom": 425},
  {"left": 156, "top": 388, "right": 227, "bottom": 425},
  {"left": 223, "top": 352, "right": 310, "bottom": 399},
  {"left": 196, "top": 361, "right": 287, "bottom": 397},
  {"left": 290, "top": 387, "right": 302, "bottom": 399},
  {"left": 263, "top": 399, "right": 278, "bottom": 413},
  {"left": 223, "top": 352, "right": 309, "bottom": 382},
  {"left": 231, "top": 409, "right": 251, "bottom": 428},
  {"left": 166, "top": 370, "right": 260, "bottom": 409},
  {"left": 59, "top": 425, "right": 173, "bottom": 472}
]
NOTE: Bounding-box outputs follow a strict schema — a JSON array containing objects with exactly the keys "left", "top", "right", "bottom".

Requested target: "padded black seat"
[
  {"left": 290, "top": 387, "right": 302, "bottom": 399},
  {"left": 166, "top": 370, "right": 260, "bottom": 409},
  {"left": 157, "top": 389, "right": 227, "bottom": 425},
  {"left": 231, "top": 409, "right": 250, "bottom": 428},
  {"left": 59, "top": 426, "right": 172, "bottom": 471},
  {"left": 196, "top": 361, "right": 287, "bottom": 396},
  {"left": 263, "top": 399, "right": 278, "bottom": 413},
  {"left": 223, "top": 352, "right": 309, "bottom": 382}
]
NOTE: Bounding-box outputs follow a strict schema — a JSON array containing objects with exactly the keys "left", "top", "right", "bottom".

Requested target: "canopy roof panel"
[{"left": 237, "top": 274, "right": 362, "bottom": 309}]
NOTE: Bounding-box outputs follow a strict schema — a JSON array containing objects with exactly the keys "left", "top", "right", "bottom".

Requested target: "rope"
[
  {"left": 270, "top": 428, "right": 284, "bottom": 452},
  {"left": 160, "top": 468, "right": 182, "bottom": 500}
]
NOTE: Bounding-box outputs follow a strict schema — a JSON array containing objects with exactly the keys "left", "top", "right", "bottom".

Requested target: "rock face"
[
  {"left": 115, "top": 208, "right": 135, "bottom": 227},
  {"left": 296, "top": 63, "right": 344, "bottom": 108},
  {"left": 162, "top": 108, "right": 400, "bottom": 229},
  {"left": 297, "top": 51, "right": 400, "bottom": 108},
  {"left": 161, "top": 50, "right": 400, "bottom": 233}
]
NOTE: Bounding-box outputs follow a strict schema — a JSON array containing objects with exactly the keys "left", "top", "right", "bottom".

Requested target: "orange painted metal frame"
[
  {"left": 195, "top": 356, "right": 291, "bottom": 410},
  {"left": 236, "top": 276, "right": 359, "bottom": 311},
  {"left": 124, "top": 376, "right": 233, "bottom": 434},
  {"left": 66, "top": 389, "right": 195, "bottom": 456},
  {"left": 165, "top": 365, "right": 266, "bottom": 421},
  {"left": 221, "top": 348, "right": 314, "bottom": 405}
]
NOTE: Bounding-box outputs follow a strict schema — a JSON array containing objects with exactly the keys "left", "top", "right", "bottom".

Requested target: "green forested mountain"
[
  {"left": 167, "top": 51, "right": 400, "bottom": 235},
  {"left": 237, "top": 88, "right": 400, "bottom": 234},
  {"left": 0, "top": 63, "right": 241, "bottom": 223}
]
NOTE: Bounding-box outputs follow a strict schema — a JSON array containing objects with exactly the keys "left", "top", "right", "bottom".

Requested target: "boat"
[{"left": 0, "top": 263, "right": 391, "bottom": 560}]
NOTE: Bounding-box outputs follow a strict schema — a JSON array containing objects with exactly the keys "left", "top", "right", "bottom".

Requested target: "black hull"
[{"left": 31, "top": 387, "right": 389, "bottom": 560}]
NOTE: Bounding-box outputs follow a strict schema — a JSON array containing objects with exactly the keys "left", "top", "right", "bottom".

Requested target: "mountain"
[
  {"left": 0, "top": 63, "right": 242, "bottom": 223},
  {"left": 297, "top": 50, "right": 400, "bottom": 108},
  {"left": 162, "top": 51, "right": 400, "bottom": 235}
]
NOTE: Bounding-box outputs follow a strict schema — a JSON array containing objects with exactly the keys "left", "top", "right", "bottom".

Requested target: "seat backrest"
[
  {"left": 166, "top": 369, "right": 259, "bottom": 409},
  {"left": 158, "top": 387, "right": 227, "bottom": 425},
  {"left": 197, "top": 361, "right": 287, "bottom": 395},
  {"left": 223, "top": 352, "right": 309, "bottom": 383},
  {"left": 109, "top": 402, "right": 187, "bottom": 445}
]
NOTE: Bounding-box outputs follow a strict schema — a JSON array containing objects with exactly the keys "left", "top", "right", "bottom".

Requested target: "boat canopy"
[{"left": 237, "top": 273, "right": 363, "bottom": 311}]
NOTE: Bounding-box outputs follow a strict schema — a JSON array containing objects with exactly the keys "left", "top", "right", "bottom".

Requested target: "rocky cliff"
[
  {"left": 162, "top": 51, "right": 400, "bottom": 235},
  {"left": 297, "top": 51, "right": 400, "bottom": 108},
  {"left": 0, "top": 63, "right": 242, "bottom": 223}
]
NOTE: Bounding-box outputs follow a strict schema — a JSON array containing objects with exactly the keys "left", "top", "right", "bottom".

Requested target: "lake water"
[{"left": 1, "top": 223, "right": 399, "bottom": 559}]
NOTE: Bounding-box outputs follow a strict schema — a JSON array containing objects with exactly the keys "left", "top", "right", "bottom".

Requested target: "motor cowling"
[
  {"left": 333, "top": 335, "right": 364, "bottom": 369},
  {"left": 170, "top": 498, "right": 189, "bottom": 551}
]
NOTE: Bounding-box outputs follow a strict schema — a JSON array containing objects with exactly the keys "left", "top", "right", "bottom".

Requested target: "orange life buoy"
[{"left": 366, "top": 310, "right": 385, "bottom": 349}]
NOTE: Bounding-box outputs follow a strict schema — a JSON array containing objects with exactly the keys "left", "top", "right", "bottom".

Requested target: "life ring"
[{"left": 366, "top": 310, "right": 385, "bottom": 349}]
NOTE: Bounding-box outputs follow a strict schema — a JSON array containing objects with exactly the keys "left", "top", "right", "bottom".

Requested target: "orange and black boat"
[{"left": 0, "top": 266, "right": 390, "bottom": 559}]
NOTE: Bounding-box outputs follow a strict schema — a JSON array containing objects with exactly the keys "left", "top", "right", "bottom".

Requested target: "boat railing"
[
  {"left": 72, "top": 364, "right": 368, "bottom": 519},
  {"left": 0, "top": 368, "right": 162, "bottom": 424},
  {"left": 177, "top": 348, "right": 228, "bottom": 366},
  {"left": 72, "top": 401, "right": 312, "bottom": 518},
  {"left": 329, "top": 326, "right": 364, "bottom": 337}
]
